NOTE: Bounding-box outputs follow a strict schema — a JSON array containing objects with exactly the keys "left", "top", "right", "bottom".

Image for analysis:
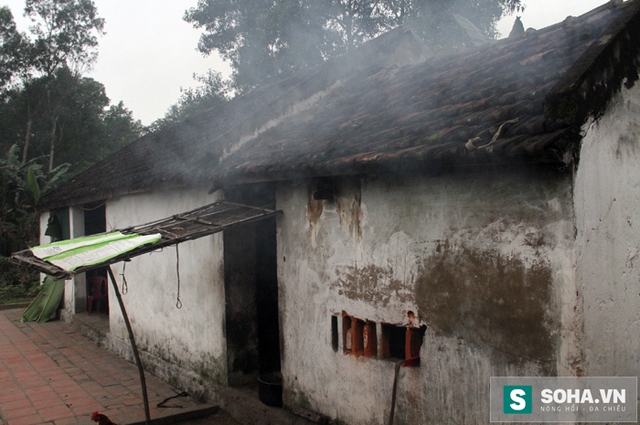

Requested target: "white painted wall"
[
  {"left": 105, "top": 187, "right": 227, "bottom": 393},
  {"left": 575, "top": 82, "right": 640, "bottom": 379},
  {"left": 68, "top": 206, "right": 86, "bottom": 313},
  {"left": 39, "top": 211, "right": 51, "bottom": 286},
  {"left": 276, "top": 168, "right": 576, "bottom": 424}
]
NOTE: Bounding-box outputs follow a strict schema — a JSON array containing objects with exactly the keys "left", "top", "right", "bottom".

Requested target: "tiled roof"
[
  {"left": 212, "top": 0, "right": 640, "bottom": 182},
  {"left": 41, "top": 0, "right": 640, "bottom": 209}
]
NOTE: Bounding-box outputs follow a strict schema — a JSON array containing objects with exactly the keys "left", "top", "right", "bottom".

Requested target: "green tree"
[
  {"left": 0, "top": 67, "right": 142, "bottom": 174},
  {"left": 185, "top": 0, "right": 524, "bottom": 93},
  {"left": 103, "top": 101, "right": 145, "bottom": 150},
  {"left": 0, "top": 144, "right": 68, "bottom": 257},
  {"left": 0, "top": 144, "right": 68, "bottom": 299},
  {"left": 149, "top": 69, "right": 229, "bottom": 132},
  {"left": 185, "top": 0, "right": 329, "bottom": 93},
  {"left": 24, "top": 0, "right": 105, "bottom": 77},
  {"left": 0, "top": 1, "right": 142, "bottom": 173},
  {"left": 0, "top": 1, "right": 141, "bottom": 297},
  {"left": 0, "top": 7, "right": 26, "bottom": 91},
  {"left": 5, "top": 0, "right": 105, "bottom": 165},
  {"left": 397, "top": 0, "right": 520, "bottom": 47}
]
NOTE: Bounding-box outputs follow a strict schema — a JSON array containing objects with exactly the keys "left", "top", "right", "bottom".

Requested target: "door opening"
[
  {"left": 224, "top": 185, "right": 281, "bottom": 387},
  {"left": 84, "top": 201, "right": 108, "bottom": 316}
]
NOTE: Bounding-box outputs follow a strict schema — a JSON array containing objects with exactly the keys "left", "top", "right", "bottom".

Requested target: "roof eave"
[
  {"left": 38, "top": 179, "right": 193, "bottom": 212},
  {"left": 210, "top": 130, "right": 578, "bottom": 187},
  {"left": 545, "top": 0, "right": 640, "bottom": 128}
]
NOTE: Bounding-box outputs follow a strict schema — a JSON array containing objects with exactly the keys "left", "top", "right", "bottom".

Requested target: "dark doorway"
[
  {"left": 224, "top": 184, "right": 281, "bottom": 386},
  {"left": 84, "top": 201, "right": 106, "bottom": 236},
  {"left": 84, "top": 201, "right": 108, "bottom": 314},
  {"left": 45, "top": 207, "right": 70, "bottom": 242}
]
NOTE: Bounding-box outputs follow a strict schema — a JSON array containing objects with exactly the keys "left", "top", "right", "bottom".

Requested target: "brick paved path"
[{"left": 0, "top": 308, "right": 209, "bottom": 425}]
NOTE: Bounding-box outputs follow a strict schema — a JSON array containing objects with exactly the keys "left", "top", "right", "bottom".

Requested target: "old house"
[{"left": 31, "top": 1, "right": 640, "bottom": 423}]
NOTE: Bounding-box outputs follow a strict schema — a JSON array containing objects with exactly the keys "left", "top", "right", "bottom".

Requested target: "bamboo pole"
[{"left": 107, "top": 266, "right": 151, "bottom": 424}]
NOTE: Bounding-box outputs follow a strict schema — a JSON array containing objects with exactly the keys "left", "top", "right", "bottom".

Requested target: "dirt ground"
[{"left": 179, "top": 408, "right": 243, "bottom": 425}]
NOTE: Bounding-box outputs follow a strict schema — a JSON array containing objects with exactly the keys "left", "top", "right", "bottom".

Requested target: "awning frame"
[{"left": 11, "top": 200, "right": 282, "bottom": 279}]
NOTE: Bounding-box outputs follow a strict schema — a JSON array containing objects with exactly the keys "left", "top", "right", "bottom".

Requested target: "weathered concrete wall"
[
  {"left": 105, "top": 187, "right": 227, "bottom": 397},
  {"left": 575, "top": 82, "right": 640, "bottom": 379},
  {"left": 276, "top": 167, "right": 575, "bottom": 424}
]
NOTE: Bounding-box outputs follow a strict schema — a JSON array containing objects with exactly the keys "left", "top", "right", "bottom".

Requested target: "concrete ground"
[{"left": 0, "top": 308, "right": 240, "bottom": 425}]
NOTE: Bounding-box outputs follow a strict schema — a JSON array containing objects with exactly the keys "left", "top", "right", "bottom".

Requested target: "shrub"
[{"left": 0, "top": 257, "right": 41, "bottom": 304}]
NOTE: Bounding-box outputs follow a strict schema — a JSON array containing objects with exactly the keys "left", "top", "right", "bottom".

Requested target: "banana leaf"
[
  {"left": 26, "top": 167, "right": 41, "bottom": 204},
  {"left": 18, "top": 276, "right": 65, "bottom": 323}
]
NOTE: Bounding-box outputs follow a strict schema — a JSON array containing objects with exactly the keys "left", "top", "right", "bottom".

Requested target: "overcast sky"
[{"left": 3, "top": 0, "right": 608, "bottom": 126}]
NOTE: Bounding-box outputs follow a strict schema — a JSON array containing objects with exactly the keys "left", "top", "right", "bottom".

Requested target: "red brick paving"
[{"left": 0, "top": 309, "right": 207, "bottom": 425}]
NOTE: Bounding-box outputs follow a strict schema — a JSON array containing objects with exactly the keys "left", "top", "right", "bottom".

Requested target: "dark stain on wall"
[
  {"left": 615, "top": 131, "right": 640, "bottom": 160},
  {"left": 307, "top": 195, "right": 324, "bottom": 226},
  {"left": 333, "top": 264, "right": 408, "bottom": 306},
  {"left": 415, "top": 242, "right": 556, "bottom": 372},
  {"left": 307, "top": 178, "right": 364, "bottom": 242},
  {"left": 335, "top": 179, "right": 363, "bottom": 242}
]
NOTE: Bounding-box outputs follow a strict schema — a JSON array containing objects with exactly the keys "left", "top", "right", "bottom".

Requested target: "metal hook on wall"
[
  {"left": 175, "top": 245, "right": 182, "bottom": 309},
  {"left": 120, "top": 261, "right": 129, "bottom": 294}
]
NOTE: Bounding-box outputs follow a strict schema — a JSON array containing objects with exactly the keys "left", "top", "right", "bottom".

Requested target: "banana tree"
[{"left": 0, "top": 143, "right": 69, "bottom": 257}]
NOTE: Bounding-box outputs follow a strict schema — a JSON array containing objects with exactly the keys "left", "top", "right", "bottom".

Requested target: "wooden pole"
[
  {"left": 388, "top": 359, "right": 404, "bottom": 425},
  {"left": 107, "top": 265, "right": 151, "bottom": 424}
]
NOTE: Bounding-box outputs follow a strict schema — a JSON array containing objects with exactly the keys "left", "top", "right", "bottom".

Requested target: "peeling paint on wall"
[
  {"left": 335, "top": 179, "right": 363, "bottom": 242},
  {"left": 306, "top": 189, "right": 323, "bottom": 248},
  {"left": 278, "top": 166, "right": 575, "bottom": 424},
  {"left": 332, "top": 264, "right": 408, "bottom": 307},
  {"left": 306, "top": 179, "right": 365, "bottom": 248}
]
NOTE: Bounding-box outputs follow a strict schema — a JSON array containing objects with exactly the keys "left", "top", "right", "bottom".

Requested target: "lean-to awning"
[
  {"left": 10, "top": 200, "right": 281, "bottom": 424},
  {"left": 11, "top": 200, "right": 282, "bottom": 280}
]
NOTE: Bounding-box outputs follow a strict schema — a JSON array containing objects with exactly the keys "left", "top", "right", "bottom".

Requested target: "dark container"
[{"left": 258, "top": 373, "right": 283, "bottom": 407}]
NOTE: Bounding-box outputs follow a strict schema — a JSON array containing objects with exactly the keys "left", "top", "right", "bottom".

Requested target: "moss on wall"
[{"left": 415, "top": 242, "right": 556, "bottom": 372}]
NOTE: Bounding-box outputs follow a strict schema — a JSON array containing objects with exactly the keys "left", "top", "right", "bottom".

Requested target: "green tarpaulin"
[
  {"left": 18, "top": 276, "right": 65, "bottom": 323},
  {"left": 31, "top": 232, "right": 161, "bottom": 272}
]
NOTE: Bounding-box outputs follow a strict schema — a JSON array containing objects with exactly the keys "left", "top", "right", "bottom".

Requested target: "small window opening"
[
  {"left": 331, "top": 315, "right": 339, "bottom": 352},
  {"left": 343, "top": 313, "right": 352, "bottom": 354},
  {"left": 381, "top": 324, "right": 427, "bottom": 360},
  {"left": 313, "top": 179, "right": 335, "bottom": 200},
  {"left": 352, "top": 318, "right": 365, "bottom": 356},
  {"left": 363, "top": 321, "right": 377, "bottom": 358},
  {"left": 342, "top": 312, "right": 366, "bottom": 356},
  {"left": 337, "top": 312, "right": 426, "bottom": 360},
  {"left": 382, "top": 324, "right": 407, "bottom": 359}
]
